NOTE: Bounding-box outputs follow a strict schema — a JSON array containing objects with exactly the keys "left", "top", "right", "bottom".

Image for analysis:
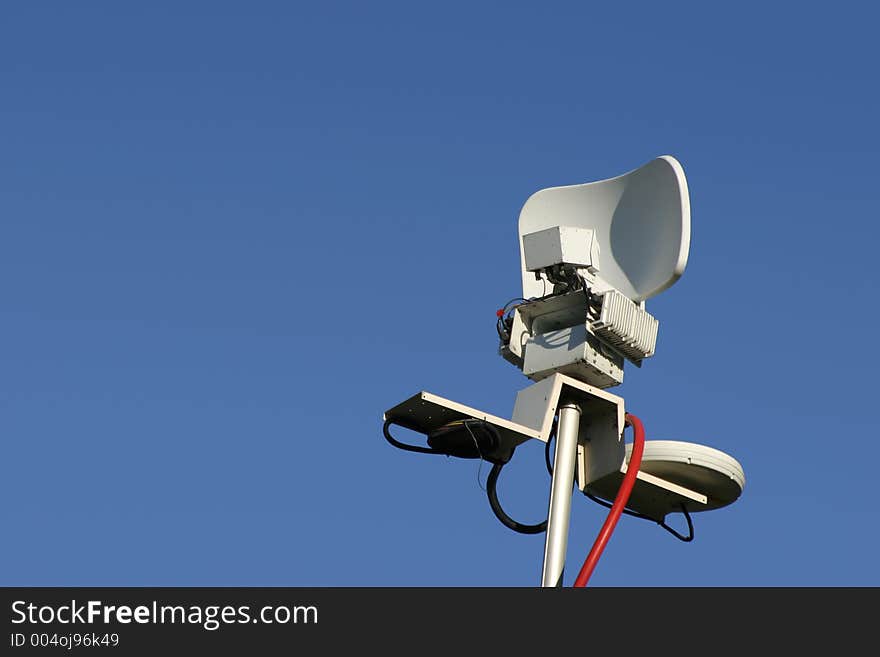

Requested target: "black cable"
[
  {"left": 546, "top": 423, "right": 696, "bottom": 542},
  {"left": 384, "top": 415, "right": 549, "bottom": 535},
  {"left": 583, "top": 492, "right": 695, "bottom": 542},
  {"left": 474, "top": 420, "right": 547, "bottom": 534},
  {"left": 496, "top": 297, "right": 528, "bottom": 343},
  {"left": 382, "top": 418, "right": 448, "bottom": 455},
  {"left": 658, "top": 504, "right": 694, "bottom": 542},
  {"left": 500, "top": 297, "right": 528, "bottom": 311},
  {"left": 544, "top": 419, "right": 558, "bottom": 475},
  {"left": 543, "top": 420, "right": 584, "bottom": 495},
  {"left": 486, "top": 461, "right": 547, "bottom": 535},
  {"left": 584, "top": 490, "right": 655, "bottom": 521}
]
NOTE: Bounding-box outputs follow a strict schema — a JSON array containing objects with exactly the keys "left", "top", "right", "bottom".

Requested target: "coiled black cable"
[
  {"left": 486, "top": 461, "right": 547, "bottom": 535},
  {"left": 584, "top": 493, "right": 694, "bottom": 542},
  {"left": 383, "top": 417, "right": 548, "bottom": 534},
  {"left": 477, "top": 421, "right": 547, "bottom": 534},
  {"left": 383, "top": 418, "right": 447, "bottom": 455}
]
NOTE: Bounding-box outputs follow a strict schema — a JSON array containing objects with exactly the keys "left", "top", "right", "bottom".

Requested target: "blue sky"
[{"left": 2, "top": 2, "right": 878, "bottom": 586}]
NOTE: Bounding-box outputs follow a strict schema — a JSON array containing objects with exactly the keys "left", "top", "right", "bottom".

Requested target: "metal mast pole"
[{"left": 541, "top": 401, "right": 581, "bottom": 587}]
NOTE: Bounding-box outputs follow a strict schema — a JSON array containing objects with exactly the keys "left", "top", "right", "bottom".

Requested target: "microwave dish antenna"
[{"left": 382, "top": 157, "right": 744, "bottom": 587}]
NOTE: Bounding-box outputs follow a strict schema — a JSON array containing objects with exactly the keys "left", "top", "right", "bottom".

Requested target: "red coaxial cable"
[{"left": 573, "top": 412, "right": 646, "bottom": 587}]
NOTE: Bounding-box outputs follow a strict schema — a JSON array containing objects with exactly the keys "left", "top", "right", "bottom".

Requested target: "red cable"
[{"left": 573, "top": 412, "right": 646, "bottom": 587}]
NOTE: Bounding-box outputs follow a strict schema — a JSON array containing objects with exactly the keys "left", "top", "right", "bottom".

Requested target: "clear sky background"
[{"left": 2, "top": 2, "right": 878, "bottom": 586}]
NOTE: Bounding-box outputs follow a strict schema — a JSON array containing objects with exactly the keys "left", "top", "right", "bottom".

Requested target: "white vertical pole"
[{"left": 541, "top": 401, "right": 581, "bottom": 587}]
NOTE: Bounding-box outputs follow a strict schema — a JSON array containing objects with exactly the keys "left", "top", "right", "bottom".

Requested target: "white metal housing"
[
  {"left": 522, "top": 226, "right": 600, "bottom": 274},
  {"left": 522, "top": 324, "right": 624, "bottom": 388},
  {"left": 593, "top": 290, "right": 659, "bottom": 360}
]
